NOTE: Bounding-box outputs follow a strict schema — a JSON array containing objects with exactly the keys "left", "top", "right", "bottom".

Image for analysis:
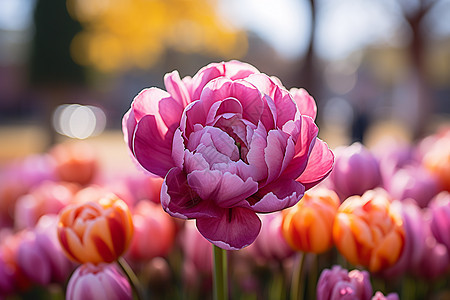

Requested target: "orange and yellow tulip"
[
  {"left": 57, "top": 193, "right": 133, "bottom": 264},
  {"left": 333, "top": 189, "right": 405, "bottom": 273},
  {"left": 281, "top": 188, "right": 340, "bottom": 253}
]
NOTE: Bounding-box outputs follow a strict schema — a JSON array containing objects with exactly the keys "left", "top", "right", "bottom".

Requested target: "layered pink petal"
[
  {"left": 190, "top": 60, "right": 260, "bottom": 100},
  {"left": 200, "top": 78, "right": 264, "bottom": 125},
  {"left": 290, "top": 87, "right": 317, "bottom": 120},
  {"left": 281, "top": 115, "right": 319, "bottom": 179},
  {"left": 248, "top": 179, "right": 305, "bottom": 212},
  {"left": 213, "top": 172, "right": 258, "bottom": 208},
  {"left": 164, "top": 70, "right": 191, "bottom": 108},
  {"left": 296, "top": 138, "right": 334, "bottom": 190},
  {"left": 133, "top": 115, "right": 176, "bottom": 177},
  {"left": 161, "top": 167, "right": 220, "bottom": 219},
  {"left": 196, "top": 207, "right": 261, "bottom": 250}
]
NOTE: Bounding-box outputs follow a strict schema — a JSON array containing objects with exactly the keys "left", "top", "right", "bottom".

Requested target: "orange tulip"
[
  {"left": 281, "top": 188, "right": 340, "bottom": 253},
  {"left": 57, "top": 193, "right": 133, "bottom": 264},
  {"left": 422, "top": 133, "right": 450, "bottom": 192},
  {"left": 333, "top": 189, "right": 405, "bottom": 273}
]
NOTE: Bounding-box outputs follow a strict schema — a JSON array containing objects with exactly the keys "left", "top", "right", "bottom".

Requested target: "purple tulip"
[
  {"left": 123, "top": 60, "right": 334, "bottom": 249},
  {"left": 17, "top": 214, "right": 74, "bottom": 285},
  {"left": 317, "top": 265, "right": 373, "bottom": 300},
  {"left": 382, "top": 200, "right": 427, "bottom": 278},
  {"left": 412, "top": 211, "right": 450, "bottom": 279},
  {"left": 371, "top": 291, "right": 399, "bottom": 300},
  {"left": 66, "top": 263, "right": 132, "bottom": 300},
  {"left": 387, "top": 166, "right": 440, "bottom": 208},
  {"left": 429, "top": 191, "right": 450, "bottom": 252},
  {"left": 328, "top": 142, "right": 381, "bottom": 201}
]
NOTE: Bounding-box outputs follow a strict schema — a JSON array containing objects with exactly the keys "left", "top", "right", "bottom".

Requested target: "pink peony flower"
[
  {"left": 123, "top": 60, "right": 333, "bottom": 250},
  {"left": 66, "top": 263, "right": 132, "bottom": 300}
]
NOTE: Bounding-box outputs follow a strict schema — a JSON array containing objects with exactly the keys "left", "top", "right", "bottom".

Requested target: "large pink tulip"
[{"left": 123, "top": 60, "right": 334, "bottom": 250}]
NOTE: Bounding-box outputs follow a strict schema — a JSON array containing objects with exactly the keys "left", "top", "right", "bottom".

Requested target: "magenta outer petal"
[
  {"left": 290, "top": 87, "right": 317, "bottom": 120},
  {"left": 281, "top": 115, "right": 319, "bottom": 180},
  {"left": 196, "top": 207, "right": 262, "bottom": 250},
  {"left": 133, "top": 115, "right": 175, "bottom": 177},
  {"left": 296, "top": 138, "right": 334, "bottom": 190},
  {"left": 164, "top": 70, "right": 191, "bottom": 108},
  {"left": 161, "top": 167, "right": 220, "bottom": 219},
  {"left": 122, "top": 108, "right": 136, "bottom": 147},
  {"left": 249, "top": 179, "right": 305, "bottom": 213}
]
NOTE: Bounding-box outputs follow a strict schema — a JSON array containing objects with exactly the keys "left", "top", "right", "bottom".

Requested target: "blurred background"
[{"left": 1, "top": 0, "right": 449, "bottom": 169}]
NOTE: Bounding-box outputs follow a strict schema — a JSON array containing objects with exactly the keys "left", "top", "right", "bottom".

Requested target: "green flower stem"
[
  {"left": 213, "top": 245, "right": 229, "bottom": 300},
  {"left": 291, "top": 252, "right": 306, "bottom": 300},
  {"left": 117, "top": 256, "right": 145, "bottom": 300}
]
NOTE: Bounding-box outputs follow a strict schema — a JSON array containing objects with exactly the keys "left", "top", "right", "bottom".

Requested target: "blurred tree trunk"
[
  {"left": 29, "top": 0, "right": 86, "bottom": 148},
  {"left": 400, "top": 0, "right": 438, "bottom": 140}
]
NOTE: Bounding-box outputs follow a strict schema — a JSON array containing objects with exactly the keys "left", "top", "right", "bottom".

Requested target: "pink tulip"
[
  {"left": 316, "top": 265, "right": 373, "bottom": 300},
  {"left": 181, "top": 221, "right": 213, "bottom": 276},
  {"left": 128, "top": 200, "right": 176, "bottom": 261},
  {"left": 66, "top": 263, "right": 132, "bottom": 300},
  {"left": 247, "top": 212, "right": 294, "bottom": 262},
  {"left": 123, "top": 60, "right": 334, "bottom": 249},
  {"left": 14, "top": 181, "right": 75, "bottom": 229},
  {"left": 328, "top": 142, "right": 381, "bottom": 201}
]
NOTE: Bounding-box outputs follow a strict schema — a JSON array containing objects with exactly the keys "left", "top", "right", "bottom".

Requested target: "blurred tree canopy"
[{"left": 66, "top": 0, "right": 248, "bottom": 72}]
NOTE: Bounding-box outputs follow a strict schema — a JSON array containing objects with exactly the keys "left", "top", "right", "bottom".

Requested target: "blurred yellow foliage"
[{"left": 66, "top": 0, "right": 248, "bottom": 72}]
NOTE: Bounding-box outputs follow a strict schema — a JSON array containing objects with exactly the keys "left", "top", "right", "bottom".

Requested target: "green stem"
[
  {"left": 291, "top": 252, "right": 306, "bottom": 300},
  {"left": 213, "top": 245, "right": 229, "bottom": 300},
  {"left": 117, "top": 257, "right": 145, "bottom": 300},
  {"left": 269, "top": 264, "right": 286, "bottom": 300}
]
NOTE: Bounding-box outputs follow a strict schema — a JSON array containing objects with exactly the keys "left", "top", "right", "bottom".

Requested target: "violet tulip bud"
[
  {"left": 382, "top": 200, "right": 426, "bottom": 278},
  {"left": 387, "top": 165, "right": 440, "bottom": 208},
  {"left": 372, "top": 291, "right": 399, "bottom": 300},
  {"left": 328, "top": 142, "right": 381, "bottom": 200},
  {"left": 17, "top": 215, "right": 73, "bottom": 285},
  {"left": 317, "top": 265, "right": 372, "bottom": 300},
  {"left": 66, "top": 263, "right": 132, "bottom": 300},
  {"left": 429, "top": 191, "right": 450, "bottom": 252}
]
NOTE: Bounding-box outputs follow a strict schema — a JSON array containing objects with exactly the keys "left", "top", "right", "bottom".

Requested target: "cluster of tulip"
[{"left": 0, "top": 127, "right": 447, "bottom": 299}]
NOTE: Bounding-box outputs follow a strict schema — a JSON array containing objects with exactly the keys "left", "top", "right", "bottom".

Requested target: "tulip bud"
[
  {"left": 66, "top": 263, "right": 132, "bottom": 300},
  {"left": 50, "top": 142, "right": 98, "bottom": 186},
  {"left": 328, "top": 143, "right": 381, "bottom": 200},
  {"left": 57, "top": 194, "right": 134, "bottom": 264},
  {"left": 281, "top": 188, "right": 340, "bottom": 253},
  {"left": 372, "top": 291, "right": 399, "bottom": 300},
  {"left": 333, "top": 189, "right": 405, "bottom": 272},
  {"left": 429, "top": 191, "right": 450, "bottom": 252},
  {"left": 316, "top": 265, "right": 372, "bottom": 300},
  {"left": 387, "top": 166, "right": 439, "bottom": 208}
]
